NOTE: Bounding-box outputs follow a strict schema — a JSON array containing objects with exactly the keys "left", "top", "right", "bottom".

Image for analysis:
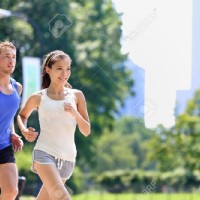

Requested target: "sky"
[{"left": 112, "top": 0, "right": 193, "bottom": 128}]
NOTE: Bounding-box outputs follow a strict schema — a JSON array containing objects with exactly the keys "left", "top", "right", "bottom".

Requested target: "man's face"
[{"left": 0, "top": 47, "right": 16, "bottom": 75}]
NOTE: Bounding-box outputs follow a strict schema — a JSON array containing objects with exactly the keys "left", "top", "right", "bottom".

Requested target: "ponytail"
[{"left": 42, "top": 67, "right": 51, "bottom": 89}]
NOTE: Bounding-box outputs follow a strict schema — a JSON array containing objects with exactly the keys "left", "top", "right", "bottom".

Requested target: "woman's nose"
[{"left": 62, "top": 69, "right": 68, "bottom": 74}]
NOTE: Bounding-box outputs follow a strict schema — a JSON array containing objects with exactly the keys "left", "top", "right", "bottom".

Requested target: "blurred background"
[{"left": 1, "top": 0, "right": 200, "bottom": 199}]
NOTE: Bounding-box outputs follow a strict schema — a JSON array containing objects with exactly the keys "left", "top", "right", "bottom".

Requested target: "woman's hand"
[
  {"left": 22, "top": 127, "right": 38, "bottom": 142},
  {"left": 63, "top": 103, "right": 77, "bottom": 117}
]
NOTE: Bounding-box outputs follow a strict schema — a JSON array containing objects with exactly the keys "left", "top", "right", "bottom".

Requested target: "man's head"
[
  {"left": 0, "top": 41, "right": 16, "bottom": 53},
  {"left": 0, "top": 41, "right": 17, "bottom": 75}
]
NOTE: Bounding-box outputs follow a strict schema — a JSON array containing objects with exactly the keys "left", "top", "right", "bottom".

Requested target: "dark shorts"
[{"left": 0, "top": 145, "right": 15, "bottom": 164}]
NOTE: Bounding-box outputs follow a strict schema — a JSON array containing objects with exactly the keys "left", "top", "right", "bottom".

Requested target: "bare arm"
[
  {"left": 10, "top": 123, "right": 23, "bottom": 152},
  {"left": 74, "top": 90, "right": 91, "bottom": 136},
  {"left": 17, "top": 92, "right": 41, "bottom": 142},
  {"left": 10, "top": 82, "right": 23, "bottom": 151},
  {"left": 64, "top": 90, "right": 91, "bottom": 136}
]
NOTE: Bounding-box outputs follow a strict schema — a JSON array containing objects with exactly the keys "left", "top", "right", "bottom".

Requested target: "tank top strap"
[
  {"left": 10, "top": 78, "right": 18, "bottom": 93},
  {"left": 65, "top": 88, "right": 75, "bottom": 97},
  {"left": 39, "top": 89, "right": 48, "bottom": 100},
  {"left": 41, "top": 88, "right": 47, "bottom": 95}
]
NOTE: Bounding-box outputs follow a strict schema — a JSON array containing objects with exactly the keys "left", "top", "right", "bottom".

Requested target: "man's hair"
[{"left": 0, "top": 41, "right": 16, "bottom": 53}]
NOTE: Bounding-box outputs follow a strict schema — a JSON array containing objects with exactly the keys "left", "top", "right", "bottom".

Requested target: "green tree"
[
  {"left": 0, "top": 0, "right": 133, "bottom": 133},
  {"left": 115, "top": 117, "right": 155, "bottom": 169},
  {"left": 95, "top": 117, "right": 155, "bottom": 172},
  {"left": 146, "top": 125, "right": 182, "bottom": 171},
  {"left": 175, "top": 89, "right": 200, "bottom": 170},
  {"left": 0, "top": 0, "right": 133, "bottom": 167},
  {"left": 147, "top": 89, "right": 200, "bottom": 172},
  {"left": 95, "top": 130, "right": 137, "bottom": 172}
]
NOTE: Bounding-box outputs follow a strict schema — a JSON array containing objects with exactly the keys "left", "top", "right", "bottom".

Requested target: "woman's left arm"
[{"left": 74, "top": 90, "right": 91, "bottom": 137}]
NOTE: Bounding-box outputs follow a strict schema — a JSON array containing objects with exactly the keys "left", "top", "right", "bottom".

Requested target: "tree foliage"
[
  {"left": 0, "top": 0, "right": 133, "bottom": 167},
  {"left": 95, "top": 117, "right": 155, "bottom": 172},
  {"left": 175, "top": 89, "right": 200, "bottom": 170},
  {"left": 147, "top": 89, "right": 200, "bottom": 172}
]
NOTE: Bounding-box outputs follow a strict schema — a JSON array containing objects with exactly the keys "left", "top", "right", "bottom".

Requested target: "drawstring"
[{"left": 56, "top": 158, "right": 64, "bottom": 170}]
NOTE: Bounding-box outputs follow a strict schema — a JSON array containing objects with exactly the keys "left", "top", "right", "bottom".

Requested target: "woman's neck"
[{"left": 47, "top": 84, "right": 65, "bottom": 95}]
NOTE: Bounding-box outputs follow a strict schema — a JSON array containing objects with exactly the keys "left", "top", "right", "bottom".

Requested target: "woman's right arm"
[{"left": 17, "top": 93, "right": 41, "bottom": 142}]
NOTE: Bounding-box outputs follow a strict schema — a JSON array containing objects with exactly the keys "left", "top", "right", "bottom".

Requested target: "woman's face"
[{"left": 46, "top": 57, "right": 71, "bottom": 85}]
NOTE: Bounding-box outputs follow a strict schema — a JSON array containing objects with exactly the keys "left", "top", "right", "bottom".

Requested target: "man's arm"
[{"left": 10, "top": 123, "right": 23, "bottom": 152}]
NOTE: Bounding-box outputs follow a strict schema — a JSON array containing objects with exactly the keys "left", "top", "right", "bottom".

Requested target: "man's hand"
[{"left": 11, "top": 133, "right": 23, "bottom": 152}]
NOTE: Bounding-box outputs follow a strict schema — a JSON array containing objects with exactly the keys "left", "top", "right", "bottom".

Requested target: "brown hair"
[
  {"left": 0, "top": 41, "right": 16, "bottom": 53},
  {"left": 42, "top": 50, "right": 72, "bottom": 89}
]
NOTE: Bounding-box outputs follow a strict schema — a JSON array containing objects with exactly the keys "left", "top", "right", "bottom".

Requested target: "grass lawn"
[{"left": 21, "top": 193, "right": 200, "bottom": 200}]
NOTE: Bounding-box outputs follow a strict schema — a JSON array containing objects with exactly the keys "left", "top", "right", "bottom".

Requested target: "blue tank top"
[{"left": 0, "top": 78, "right": 21, "bottom": 150}]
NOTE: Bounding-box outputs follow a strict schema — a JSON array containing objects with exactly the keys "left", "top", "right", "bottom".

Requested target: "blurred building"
[
  {"left": 176, "top": 0, "right": 200, "bottom": 115},
  {"left": 119, "top": 59, "right": 145, "bottom": 119}
]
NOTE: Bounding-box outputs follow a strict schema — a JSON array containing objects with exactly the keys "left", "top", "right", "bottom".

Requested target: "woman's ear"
[{"left": 45, "top": 66, "right": 50, "bottom": 74}]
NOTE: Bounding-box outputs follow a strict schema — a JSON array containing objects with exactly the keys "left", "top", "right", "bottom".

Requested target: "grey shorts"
[{"left": 32, "top": 149, "right": 75, "bottom": 180}]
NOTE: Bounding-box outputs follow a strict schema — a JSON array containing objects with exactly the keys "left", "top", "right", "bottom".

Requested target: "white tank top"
[{"left": 34, "top": 88, "right": 77, "bottom": 162}]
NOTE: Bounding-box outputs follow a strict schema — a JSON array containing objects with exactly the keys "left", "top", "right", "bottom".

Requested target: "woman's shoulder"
[
  {"left": 70, "top": 88, "right": 82, "bottom": 93},
  {"left": 67, "top": 88, "right": 85, "bottom": 102},
  {"left": 68, "top": 88, "right": 84, "bottom": 96},
  {"left": 33, "top": 89, "right": 45, "bottom": 96},
  {"left": 24, "top": 90, "right": 44, "bottom": 108},
  {"left": 29, "top": 89, "right": 45, "bottom": 100},
  {"left": 64, "top": 87, "right": 78, "bottom": 93}
]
